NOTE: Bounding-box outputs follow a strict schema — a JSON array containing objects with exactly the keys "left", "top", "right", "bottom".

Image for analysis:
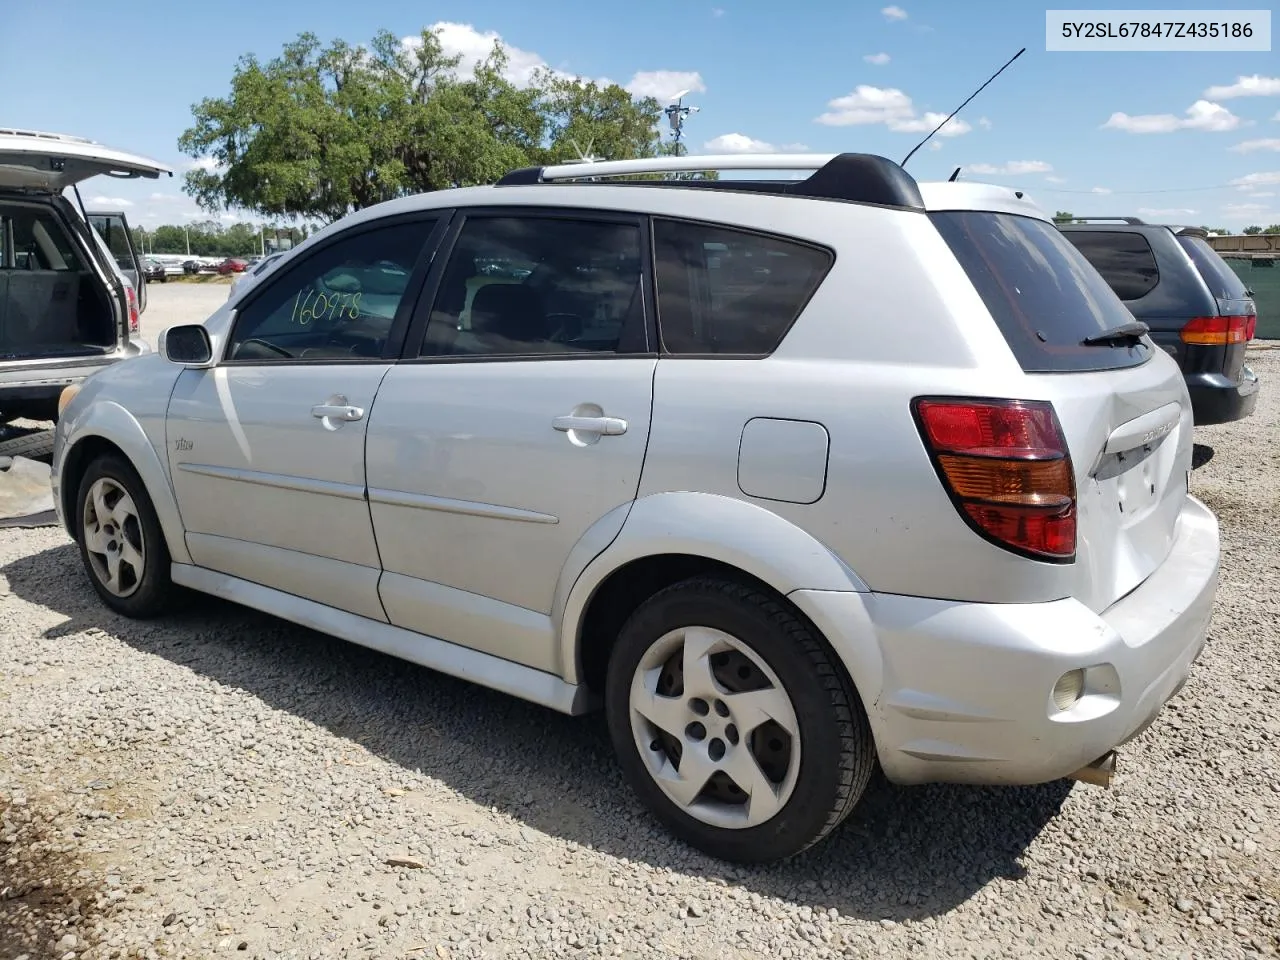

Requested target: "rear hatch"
[
  {"left": 0, "top": 128, "right": 171, "bottom": 192},
  {"left": 930, "top": 209, "right": 1192, "bottom": 614},
  {"left": 1175, "top": 231, "right": 1256, "bottom": 381}
]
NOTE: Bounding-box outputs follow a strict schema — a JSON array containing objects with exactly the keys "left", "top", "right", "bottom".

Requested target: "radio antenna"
[{"left": 901, "top": 46, "right": 1026, "bottom": 168}]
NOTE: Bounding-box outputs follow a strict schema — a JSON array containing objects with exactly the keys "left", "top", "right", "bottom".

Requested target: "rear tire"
[
  {"left": 605, "top": 576, "right": 876, "bottom": 863},
  {"left": 0, "top": 429, "right": 55, "bottom": 460},
  {"left": 74, "top": 454, "right": 174, "bottom": 618}
]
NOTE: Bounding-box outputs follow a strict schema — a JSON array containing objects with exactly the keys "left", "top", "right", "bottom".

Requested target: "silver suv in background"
[
  {"left": 0, "top": 129, "right": 167, "bottom": 427},
  {"left": 53, "top": 152, "right": 1220, "bottom": 863}
]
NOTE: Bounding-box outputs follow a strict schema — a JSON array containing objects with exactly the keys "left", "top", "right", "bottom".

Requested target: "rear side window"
[
  {"left": 1177, "top": 235, "right": 1251, "bottom": 303},
  {"left": 930, "top": 212, "right": 1150, "bottom": 373},
  {"left": 1060, "top": 230, "right": 1159, "bottom": 301},
  {"left": 653, "top": 219, "right": 833, "bottom": 355},
  {"left": 88, "top": 215, "right": 135, "bottom": 273}
]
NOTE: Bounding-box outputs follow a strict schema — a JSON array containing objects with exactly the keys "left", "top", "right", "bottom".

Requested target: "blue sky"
[{"left": 2, "top": 0, "right": 1279, "bottom": 230}]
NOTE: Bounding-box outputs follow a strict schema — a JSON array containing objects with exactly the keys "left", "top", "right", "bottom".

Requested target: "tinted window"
[
  {"left": 1060, "top": 230, "right": 1159, "bottom": 301},
  {"left": 227, "top": 219, "right": 436, "bottom": 362},
  {"left": 1177, "top": 235, "right": 1252, "bottom": 302},
  {"left": 420, "top": 216, "right": 643, "bottom": 357},
  {"left": 88, "top": 214, "right": 135, "bottom": 272},
  {"left": 653, "top": 220, "right": 832, "bottom": 355},
  {"left": 931, "top": 212, "right": 1149, "bottom": 373}
]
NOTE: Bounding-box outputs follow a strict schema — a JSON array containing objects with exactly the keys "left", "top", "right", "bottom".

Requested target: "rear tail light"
[
  {"left": 913, "top": 397, "right": 1077, "bottom": 562},
  {"left": 1180, "top": 315, "right": 1250, "bottom": 346},
  {"left": 126, "top": 285, "right": 139, "bottom": 333}
]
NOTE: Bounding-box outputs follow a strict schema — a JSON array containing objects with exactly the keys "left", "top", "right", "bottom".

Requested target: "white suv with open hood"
[{"left": 0, "top": 129, "right": 169, "bottom": 425}]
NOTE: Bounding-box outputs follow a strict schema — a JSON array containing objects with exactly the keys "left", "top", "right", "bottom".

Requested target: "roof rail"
[
  {"left": 495, "top": 153, "right": 926, "bottom": 211},
  {"left": 1065, "top": 216, "right": 1147, "bottom": 225}
]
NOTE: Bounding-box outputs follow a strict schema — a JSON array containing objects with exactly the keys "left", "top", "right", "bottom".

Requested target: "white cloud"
[
  {"left": 1231, "top": 138, "right": 1280, "bottom": 153},
  {"left": 1102, "top": 99, "right": 1242, "bottom": 133},
  {"left": 889, "top": 112, "right": 972, "bottom": 136},
  {"left": 1230, "top": 171, "right": 1280, "bottom": 187},
  {"left": 88, "top": 195, "right": 134, "bottom": 207},
  {"left": 978, "top": 116, "right": 993, "bottom": 130},
  {"left": 863, "top": 52, "right": 891, "bottom": 65},
  {"left": 1275, "top": 110, "right": 1280, "bottom": 121},
  {"left": 1244, "top": 191, "right": 1276, "bottom": 198},
  {"left": 711, "top": 6, "right": 725, "bottom": 15},
  {"left": 815, "top": 86, "right": 971, "bottom": 137},
  {"left": 185, "top": 156, "right": 224, "bottom": 174},
  {"left": 927, "top": 140, "right": 943, "bottom": 151},
  {"left": 1091, "top": 186, "right": 1112, "bottom": 194},
  {"left": 882, "top": 5, "right": 908, "bottom": 20},
  {"left": 702, "top": 133, "right": 807, "bottom": 153},
  {"left": 965, "top": 160, "right": 1054, "bottom": 176},
  {"left": 1224, "top": 201, "right": 1270, "bottom": 215},
  {"left": 422, "top": 21, "right": 553, "bottom": 87},
  {"left": 1203, "top": 75, "right": 1280, "bottom": 99},
  {"left": 626, "top": 70, "right": 706, "bottom": 101},
  {"left": 1044, "top": 175, "right": 1066, "bottom": 184},
  {"left": 1138, "top": 207, "right": 1197, "bottom": 216}
]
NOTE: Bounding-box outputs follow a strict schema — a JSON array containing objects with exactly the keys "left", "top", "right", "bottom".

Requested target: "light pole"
[{"left": 664, "top": 89, "right": 700, "bottom": 157}]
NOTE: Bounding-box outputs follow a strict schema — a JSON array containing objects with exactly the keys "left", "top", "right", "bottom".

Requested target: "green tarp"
[{"left": 1222, "top": 256, "right": 1280, "bottom": 340}]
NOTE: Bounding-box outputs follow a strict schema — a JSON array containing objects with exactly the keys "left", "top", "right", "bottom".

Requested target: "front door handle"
[
  {"left": 552, "top": 415, "right": 627, "bottom": 436},
  {"left": 312, "top": 403, "right": 364, "bottom": 422}
]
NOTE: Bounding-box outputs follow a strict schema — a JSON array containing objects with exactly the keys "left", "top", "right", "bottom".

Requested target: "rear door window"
[
  {"left": 88, "top": 214, "right": 137, "bottom": 274},
  {"left": 930, "top": 211, "right": 1151, "bottom": 373},
  {"left": 1060, "top": 230, "right": 1159, "bottom": 301},
  {"left": 1176, "top": 235, "right": 1252, "bottom": 303},
  {"left": 652, "top": 219, "right": 833, "bottom": 355}
]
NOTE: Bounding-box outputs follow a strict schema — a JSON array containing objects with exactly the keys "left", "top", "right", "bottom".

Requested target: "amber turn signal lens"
[
  {"left": 936, "top": 455, "right": 1073, "bottom": 505},
  {"left": 57, "top": 383, "right": 82, "bottom": 417}
]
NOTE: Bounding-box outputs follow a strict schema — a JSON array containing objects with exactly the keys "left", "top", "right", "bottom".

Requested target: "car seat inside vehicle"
[{"left": 0, "top": 204, "right": 116, "bottom": 359}]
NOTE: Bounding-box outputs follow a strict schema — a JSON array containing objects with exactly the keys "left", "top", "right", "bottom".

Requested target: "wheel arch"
[
  {"left": 58, "top": 403, "right": 190, "bottom": 565},
  {"left": 556, "top": 491, "right": 879, "bottom": 708}
]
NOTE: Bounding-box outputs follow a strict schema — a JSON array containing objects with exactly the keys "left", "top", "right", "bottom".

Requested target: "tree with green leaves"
[
  {"left": 1243, "top": 225, "right": 1263, "bottom": 235},
  {"left": 179, "top": 27, "right": 669, "bottom": 223},
  {"left": 1052, "top": 211, "right": 1076, "bottom": 224}
]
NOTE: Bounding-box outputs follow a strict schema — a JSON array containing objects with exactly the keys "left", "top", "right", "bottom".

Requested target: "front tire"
[
  {"left": 75, "top": 454, "right": 174, "bottom": 618},
  {"left": 605, "top": 577, "right": 877, "bottom": 863}
]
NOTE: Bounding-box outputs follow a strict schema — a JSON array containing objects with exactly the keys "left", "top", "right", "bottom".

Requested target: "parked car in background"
[
  {"left": 216, "top": 257, "right": 248, "bottom": 275},
  {"left": 228, "top": 251, "right": 284, "bottom": 299},
  {"left": 53, "top": 152, "right": 1219, "bottom": 864},
  {"left": 0, "top": 128, "right": 164, "bottom": 433},
  {"left": 1058, "top": 218, "right": 1259, "bottom": 425},
  {"left": 144, "top": 258, "right": 167, "bottom": 283},
  {"left": 87, "top": 210, "right": 148, "bottom": 314}
]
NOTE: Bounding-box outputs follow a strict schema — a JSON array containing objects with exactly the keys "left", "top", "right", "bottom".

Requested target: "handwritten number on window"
[{"left": 290, "top": 288, "right": 362, "bottom": 325}]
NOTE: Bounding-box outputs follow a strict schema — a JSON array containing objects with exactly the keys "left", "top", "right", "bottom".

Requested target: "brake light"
[
  {"left": 126, "top": 286, "right": 139, "bottom": 333},
  {"left": 913, "top": 398, "right": 1077, "bottom": 562},
  {"left": 1245, "top": 315, "right": 1257, "bottom": 341},
  {"left": 1180, "top": 315, "right": 1250, "bottom": 346}
]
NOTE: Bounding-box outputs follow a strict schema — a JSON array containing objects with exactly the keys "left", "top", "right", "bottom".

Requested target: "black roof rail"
[{"left": 493, "top": 153, "right": 926, "bottom": 211}]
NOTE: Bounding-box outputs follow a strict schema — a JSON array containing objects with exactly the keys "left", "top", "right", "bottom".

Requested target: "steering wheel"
[{"left": 239, "top": 337, "right": 293, "bottom": 359}]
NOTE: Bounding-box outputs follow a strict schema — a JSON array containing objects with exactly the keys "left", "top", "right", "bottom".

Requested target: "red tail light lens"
[
  {"left": 1244, "top": 315, "right": 1257, "bottom": 341},
  {"left": 1180, "top": 315, "right": 1249, "bottom": 346},
  {"left": 126, "top": 286, "right": 139, "bottom": 333},
  {"left": 914, "top": 398, "right": 1076, "bottom": 562}
]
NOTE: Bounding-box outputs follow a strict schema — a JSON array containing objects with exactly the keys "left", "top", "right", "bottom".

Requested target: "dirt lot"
[{"left": 1, "top": 284, "right": 1277, "bottom": 959}]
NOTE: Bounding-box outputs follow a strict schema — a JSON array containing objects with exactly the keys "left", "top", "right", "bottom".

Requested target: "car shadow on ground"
[{"left": 4, "top": 543, "right": 1073, "bottom": 923}]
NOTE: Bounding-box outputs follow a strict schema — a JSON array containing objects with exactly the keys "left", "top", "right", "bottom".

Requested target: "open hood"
[{"left": 0, "top": 128, "right": 172, "bottom": 192}]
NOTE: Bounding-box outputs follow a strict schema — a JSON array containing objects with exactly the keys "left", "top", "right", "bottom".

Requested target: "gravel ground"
[{"left": 1, "top": 334, "right": 1277, "bottom": 959}]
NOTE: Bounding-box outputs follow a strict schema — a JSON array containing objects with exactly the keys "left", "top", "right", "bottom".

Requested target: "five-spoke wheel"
[
  {"left": 75, "top": 455, "right": 174, "bottom": 618},
  {"left": 607, "top": 577, "right": 877, "bottom": 863}
]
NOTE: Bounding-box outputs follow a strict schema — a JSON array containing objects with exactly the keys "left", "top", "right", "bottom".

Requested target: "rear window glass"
[
  {"left": 653, "top": 219, "right": 833, "bottom": 355},
  {"left": 1060, "top": 230, "right": 1159, "bottom": 301},
  {"left": 1177, "top": 235, "right": 1251, "bottom": 303},
  {"left": 930, "top": 211, "right": 1151, "bottom": 373}
]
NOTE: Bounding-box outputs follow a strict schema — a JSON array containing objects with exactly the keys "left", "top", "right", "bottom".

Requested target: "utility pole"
[{"left": 664, "top": 90, "right": 701, "bottom": 157}]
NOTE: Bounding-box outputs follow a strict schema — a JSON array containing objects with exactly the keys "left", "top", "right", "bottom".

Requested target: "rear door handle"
[
  {"left": 552, "top": 415, "right": 627, "bottom": 436},
  {"left": 311, "top": 403, "right": 365, "bottom": 422}
]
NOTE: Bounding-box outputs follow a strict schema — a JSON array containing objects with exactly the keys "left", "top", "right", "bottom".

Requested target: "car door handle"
[
  {"left": 311, "top": 403, "right": 364, "bottom": 422},
  {"left": 552, "top": 415, "right": 627, "bottom": 436}
]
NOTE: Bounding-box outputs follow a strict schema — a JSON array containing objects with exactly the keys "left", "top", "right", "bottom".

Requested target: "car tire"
[
  {"left": 605, "top": 576, "right": 876, "bottom": 863},
  {"left": 0, "top": 428, "right": 55, "bottom": 460},
  {"left": 74, "top": 454, "right": 174, "bottom": 618}
]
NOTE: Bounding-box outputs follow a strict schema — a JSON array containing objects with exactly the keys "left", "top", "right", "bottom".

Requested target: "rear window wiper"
[{"left": 1081, "top": 320, "right": 1149, "bottom": 346}]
